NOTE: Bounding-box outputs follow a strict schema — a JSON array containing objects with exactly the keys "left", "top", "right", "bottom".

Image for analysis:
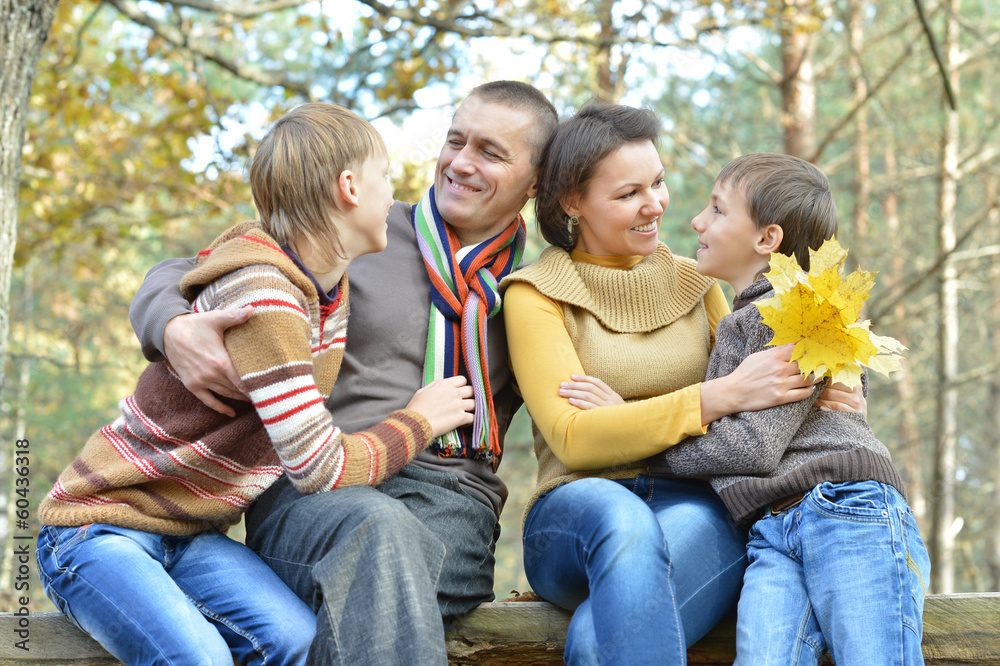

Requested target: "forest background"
[{"left": 1, "top": 0, "right": 999, "bottom": 612}]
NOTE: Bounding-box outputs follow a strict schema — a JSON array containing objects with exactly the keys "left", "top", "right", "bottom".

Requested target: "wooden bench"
[{"left": 1, "top": 593, "right": 998, "bottom": 664}]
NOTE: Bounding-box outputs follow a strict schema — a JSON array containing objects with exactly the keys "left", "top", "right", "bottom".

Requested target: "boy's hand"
[
  {"left": 815, "top": 381, "right": 867, "bottom": 416},
  {"left": 559, "top": 374, "right": 625, "bottom": 410},
  {"left": 163, "top": 308, "right": 252, "bottom": 417},
  {"left": 406, "top": 376, "right": 476, "bottom": 439}
]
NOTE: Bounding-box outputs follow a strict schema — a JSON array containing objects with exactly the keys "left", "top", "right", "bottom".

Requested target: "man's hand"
[
  {"left": 558, "top": 374, "right": 625, "bottom": 410},
  {"left": 163, "top": 307, "right": 252, "bottom": 417}
]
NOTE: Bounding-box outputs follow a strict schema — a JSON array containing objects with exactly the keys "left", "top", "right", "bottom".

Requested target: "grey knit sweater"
[{"left": 646, "top": 277, "right": 905, "bottom": 527}]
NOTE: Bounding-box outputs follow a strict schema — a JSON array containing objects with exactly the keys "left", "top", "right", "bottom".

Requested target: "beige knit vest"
[{"left": 503, "top": 244, "right": 717, "bottom": 517}]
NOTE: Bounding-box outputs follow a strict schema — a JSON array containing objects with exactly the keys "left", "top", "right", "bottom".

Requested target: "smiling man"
[
  {"left": 434, "top": 94, "right": 546, "bottom": 245},
  {"left": 128, "top": 81, "right": 558, "bottom": 665}
]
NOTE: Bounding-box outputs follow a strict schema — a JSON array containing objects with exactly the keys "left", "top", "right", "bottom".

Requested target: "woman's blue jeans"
[
  {"left": 36, "top": 523, "right": 316, "bottom": 665},
  {"left": 522, "top": 475, "right": 748, "bottom": 665},
  {"left": 735, "top": 480, "right": 930, "bottom": 666}
]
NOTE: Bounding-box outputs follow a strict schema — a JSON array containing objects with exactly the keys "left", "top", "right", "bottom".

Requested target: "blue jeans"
[
  {"left": 522, "top": 476, "right": 748, "bottom": 665},
  {"left": 36, "top": 523, "right": 315, "bottom": 665},
  {"left": 735, "top": 481, "right": 930, "bottom": 666},
  {"left": 244, "top": 464, "right": 498, "bottom": 666}
]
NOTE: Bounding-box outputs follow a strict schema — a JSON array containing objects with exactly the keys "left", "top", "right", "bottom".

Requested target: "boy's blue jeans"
[
  {"left": 36, "top": 523, "right": 316, "bottom": 665},
  {"left": 522, "top": 475, "right": 748, "bottom": 665},
  {"left": 735, "top": 480, "right": 931, "bottom": 666}
]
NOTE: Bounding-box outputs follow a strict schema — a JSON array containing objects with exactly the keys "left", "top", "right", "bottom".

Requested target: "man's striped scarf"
[{"left": 412, "top": 186, "right": 525, "bottom": 464}]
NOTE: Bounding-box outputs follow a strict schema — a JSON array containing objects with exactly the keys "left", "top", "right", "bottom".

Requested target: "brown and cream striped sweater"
[{"left": 39, "top": 222, "right": 433, "bottom": 535}]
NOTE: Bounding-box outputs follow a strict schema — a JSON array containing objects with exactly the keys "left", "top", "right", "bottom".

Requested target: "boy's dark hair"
[
  {"left": 716, "top": 153, "right": 838, "bottom": 271},
  {"left": 535, "top": 102, "right": 661, "bottom": 250},
  {"left": 249, "top": 102, "right": 387, "bottom": 267},
  {"left": 467, "top": 81, "right": 559, "bottom": 167}
]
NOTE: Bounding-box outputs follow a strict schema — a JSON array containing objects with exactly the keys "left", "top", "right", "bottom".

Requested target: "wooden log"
[
  {"left": 0, "top": 609, "right": 118, "bottom": 665},
  {"left": 445, "top": 601, "right": 569, "bottom": 663},
  {"left": 0, "top": 593, "right": 997, "bottom": 664},
  {"left": 445, "top": 593, "right": 1000, "bottom": 664},
  {"left": 921, "top": 593, "right": 1000, "bottom": 664}
]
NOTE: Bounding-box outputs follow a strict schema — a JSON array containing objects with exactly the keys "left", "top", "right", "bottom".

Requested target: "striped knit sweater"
[
  {"left": 646, "top": 277, "right": 905, "bottom": 527},
  {"left": 39, "top": 221, "right": 433, "bottom": 535}
]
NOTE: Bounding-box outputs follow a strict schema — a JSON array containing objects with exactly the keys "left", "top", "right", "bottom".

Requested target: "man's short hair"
[{"left": 468, "top": 80, "right": 558, "bottom": 167}]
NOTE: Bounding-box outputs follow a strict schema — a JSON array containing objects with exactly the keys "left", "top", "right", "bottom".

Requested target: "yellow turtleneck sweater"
[{"left": 501, "top": 244, "right": 730, "bottom": 519}]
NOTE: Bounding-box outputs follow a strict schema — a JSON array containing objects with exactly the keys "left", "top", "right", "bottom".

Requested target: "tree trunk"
[
  {"left": 988, "top": 176, "right": 1000, "bottom": 592},
  {"left": 847, "top": 0, "right": 870, "bottom": 269},
  {"left": 931, "top": 0, "right": 961, "bottom": 595},
  {"left": 779, "top": 0, "right": 818, "bottom": 160},
  {"left": 595, "top": 0, "right": 615, "bottom": 102},
  {"left": 0, "top": 0, "right": 58, "bottom": 398},
  {"left": 0, "top": 262, "right": 32, "bottom": 605},
  {"left": 884, "top": 143, "right": 926, "bottom": 527}
]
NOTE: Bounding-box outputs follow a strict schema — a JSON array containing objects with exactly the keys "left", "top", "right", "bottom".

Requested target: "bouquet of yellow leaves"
[{"left": 755, "top": 237, "right": 906, "bottom": 389}]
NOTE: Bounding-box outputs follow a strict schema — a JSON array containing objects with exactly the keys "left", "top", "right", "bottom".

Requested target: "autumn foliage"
[{"left": 756, "top": 238, "right": 906, "bottom": 388}]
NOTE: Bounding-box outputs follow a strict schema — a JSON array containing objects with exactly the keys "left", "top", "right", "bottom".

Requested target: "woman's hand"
[
  {"left": 406, "top": 376, "right": 476, "bottom": 438},
  {"left": 815, "top": 381, "right": 867, "bottom": 416},
  {"left": 558, "top": 374, "right": 625, "bottom": 410},
  {"left": 162, "top": 308, "right": 252, "bottom": 416},
  {"left": 700, "top": 344, "right": 818, "bottom": 424}
]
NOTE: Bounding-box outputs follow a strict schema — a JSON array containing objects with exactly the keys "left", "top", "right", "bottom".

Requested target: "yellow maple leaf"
[
  {"left": 756, "top": 237, "right": 906, "bottom": 388},
  {"left": 828, "top": 268, "right": 877, "bottom": 323},
  {"left": 762, "top": 252, "right": 806, "bottom": 295}
]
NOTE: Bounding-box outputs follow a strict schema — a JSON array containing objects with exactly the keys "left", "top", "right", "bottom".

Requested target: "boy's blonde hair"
[
  {"left": 717, "top": 153, "right": 838, "bottom": 271},
  {"left": 249, "top": 103, "right": 387, "bottom": 267}
]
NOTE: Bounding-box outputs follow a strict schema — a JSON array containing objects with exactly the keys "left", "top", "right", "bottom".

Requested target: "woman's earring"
[{"left": 566, "top": 215, "right": 579, "bottom": 237}]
